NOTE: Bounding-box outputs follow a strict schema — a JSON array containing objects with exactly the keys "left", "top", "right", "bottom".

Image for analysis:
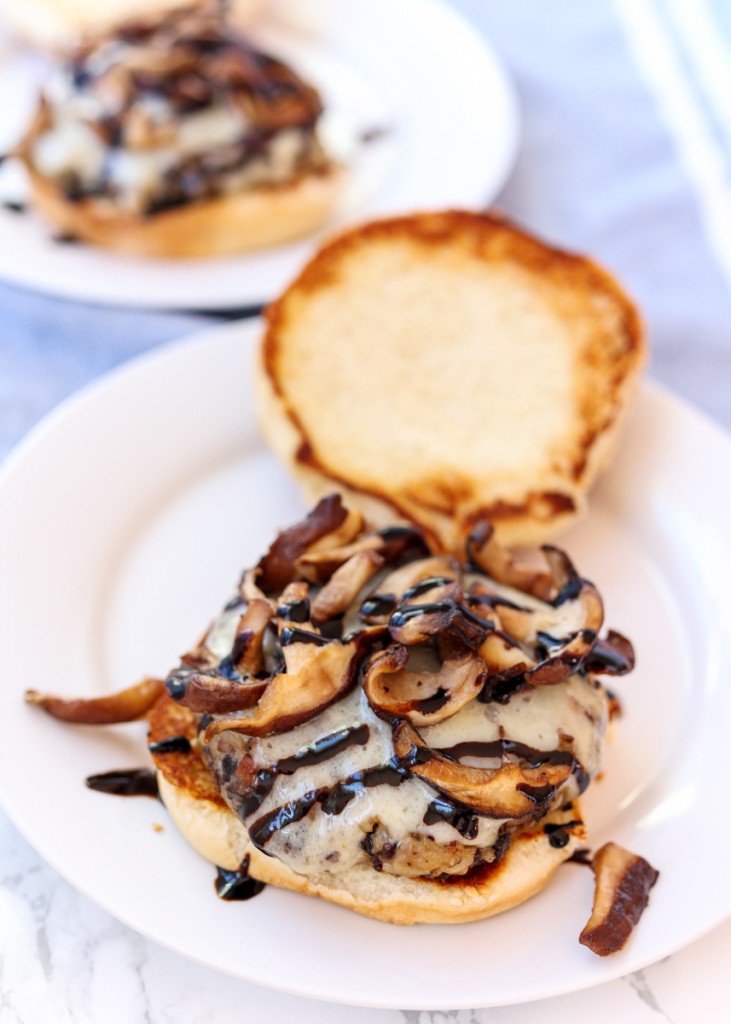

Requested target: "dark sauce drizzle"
[
  {"left": 390, "top": 600, "right": 491, "bottom": 630},
  {"left": 516, "top": 783, "right": 556, "bottom": 806},
  {"left": 360, "top": 594, "right": 397, "bottom": 618},
  {"left": 215, "top": 654, "right": 244, "bottom": 680},
  {"left": 319, "top": 763, "right": 407, "bottom": 816},
  {"left": 583, "top": 630, "right": 635, "bottom": 675},
  {"left": 148, "top": 523, "right": 614, "bottom": 883},
  {"left": 553, "top": 576, "right": 584, "bottom": 606},
  {"left": 436, "top": 739, "right": 589, "bottom": 796},
  {"left": 148, "top": 735, "right": 192, "bottom": 754},
  {"left": 166, "top": 667, "right": 195, "bottom": 700},
  {"left": 214, "top": 855, "right": 266, "bottom": 900},
  {"left": 544, "top": 819, "right": 583, "bottom": 848},
  {"left": 276, "top": 597, "right": 310, "bottom": 623},
  {"left": 248, "top": 759, "right": 406, "bottom": 850},
  {"left": 464, "top": 592, "right": 525, "bottom": 612},
  {"left": 376, "top": 525, "right": 431, "bottom": 562},
  {"left": 279, "top": 625, "right": 330, "bottom": 647},
  {"left": 567, "top": 848, "right": 593, "bottom": 865},
  {"left": 85, "top": 768, "right": 159, "bottom": 798},
  {"left": 414, "top": 687, "right": 451, "bottom": 714},
  {"left": 236, "top": 723, "right": 371, "bottom": 819},
  {"left": 423, "top": 799, "right": 479, "bottom": 840},
  {"left": 377, "top": 525, "right": 423, "bottom": 542},
  {"left": 438, "top": 738, "right": 574, "bottom": 772},
  {"left": 241, "top": 736, "right": 588, "bottom": 854},
  {"left": 400, "top": 576, "right": 454, "bottom": 601}
]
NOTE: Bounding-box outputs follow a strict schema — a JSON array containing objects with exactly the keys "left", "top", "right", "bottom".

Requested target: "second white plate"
[
  {"left": 1, "top": 320, "right": 731, "bottom": 1009},
  {"left": 0, "top": 0, "right": 518, "bottom": 309}
]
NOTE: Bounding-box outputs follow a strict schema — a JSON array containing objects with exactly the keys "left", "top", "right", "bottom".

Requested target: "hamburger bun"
[
  {"left": 256, "top": 211, "right": 645, "bottom": 549},
  {"left": 22, "top": 157, "right": 343, "bottom": 259}
]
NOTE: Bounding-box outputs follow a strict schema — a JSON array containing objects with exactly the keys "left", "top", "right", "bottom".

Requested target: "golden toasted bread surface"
[
  {"left": 257, "top": 211, "right": 645, "bottom": 548},
  {"left": 149, "top": 694, "right": 225, "bottom": 807}
]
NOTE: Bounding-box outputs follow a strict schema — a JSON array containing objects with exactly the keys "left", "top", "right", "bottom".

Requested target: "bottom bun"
[
  {"left": 23, "top": 163, "right": 343, "bottom": 259},
  {"left": 151, "top": 698, "right": 586, "bottom": 925}
]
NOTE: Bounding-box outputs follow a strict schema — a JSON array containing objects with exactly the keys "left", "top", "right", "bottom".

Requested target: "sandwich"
[
  {"left": 31, "top": 497, "right": 658, "bottom": 936},
  {"left": 12, "top": 0, "right": 342, "bottom": 257},
  {"left": 256, "top": 210, "right": 645, "bottom": 548}
]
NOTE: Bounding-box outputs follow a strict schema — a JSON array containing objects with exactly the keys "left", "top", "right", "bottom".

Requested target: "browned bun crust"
[
  {"left": 21, "top": 160, "right": 343, "bottom": 259},
  {"left": 149, "top": 695, "right": 586, "bottom": 925},
  {"left": 256, "top": 211, "right": 645, "bottom": 549}
]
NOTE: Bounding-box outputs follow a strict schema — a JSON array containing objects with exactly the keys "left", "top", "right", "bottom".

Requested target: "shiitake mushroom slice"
[
  {"left": 579, "top": 842, "right": 659, "bottom": 956},
  {"left": 203, "top": 639, "right": 360, "bottom": 740},
  {"left": 392, "top": 720, "right": 572, "bottom": 819}
]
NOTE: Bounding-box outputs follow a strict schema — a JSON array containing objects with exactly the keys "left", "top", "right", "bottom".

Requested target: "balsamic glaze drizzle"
[
  {"left": 247, "top": 759, "right": 406, "bottom": 849},
  {"left": 437, "top": 738, "right": 576, "bottom": 775},
  {"left": 567, "top": 848, "right": 593, "bottom": 865},
  {"left": 214, "top": 856, "right": 266, "bottom": 900},
  {"left": 276, "top": 597, "right": 310, "bottom": 623},
  {"left": 236, "top": 724, "right": 371, "bottom": 820},
  {"left": 148, "top": 735, "right": 192, "bottom": 754},
  {"left": 85, "top": 768, "right": 159, "bottom": 798},
  {"left": 544, "top": 819, "right": 583, "bottom": 848},
  {"left": 279, "top": 626, "right": 330, "bottom": 647},
  {"left": 423, "top": 799, "right": 479, "bottom": 839},
  {"left": 389, "top": 599, "right": 494, "bottom": 632},
  {"left": 360, "top": 594, "right": 397, "bottom": 618},
  {"left": 400, "top": 576, "right": 454, "bottom": 601},
  {"left": 553, "top": 577, "right": 584, "bottom": 606}
]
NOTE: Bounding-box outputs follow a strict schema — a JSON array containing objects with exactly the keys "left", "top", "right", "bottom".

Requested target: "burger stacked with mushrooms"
[
  {"left": 27, "top": 495, "right": 658, "bottom": 944},
  {"left": 29, "top": 3, "right": 328, "bottom": 213},
  {"left": 12, "top": 1, "right": 339, "bottom": 255}
]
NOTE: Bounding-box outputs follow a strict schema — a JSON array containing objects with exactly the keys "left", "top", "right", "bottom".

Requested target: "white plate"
[
  {"left": 1, "top": 320, "right": 730, "bottom": 1010},
  {"left": 0, "top": 0, "right": 518, "bottom": 309}
]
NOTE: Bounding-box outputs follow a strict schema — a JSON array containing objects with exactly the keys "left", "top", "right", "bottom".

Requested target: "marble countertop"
[{"left": 3, "top": 0, "right": 731, "bottom": 1020}]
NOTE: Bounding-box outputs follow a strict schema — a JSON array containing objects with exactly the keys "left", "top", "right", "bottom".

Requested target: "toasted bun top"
[{"left": 258, "top": 210, "right": 645, "bottom": 549}]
